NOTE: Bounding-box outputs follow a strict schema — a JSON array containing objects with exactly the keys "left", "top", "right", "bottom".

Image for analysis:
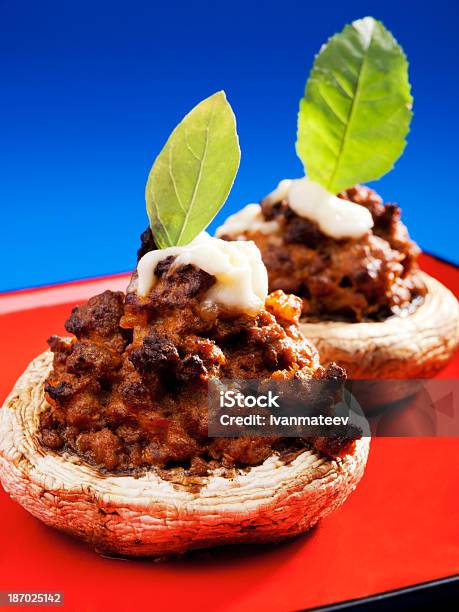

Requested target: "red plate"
[{"left": 0, "top": 254, "right": 458, "bottom": 612}]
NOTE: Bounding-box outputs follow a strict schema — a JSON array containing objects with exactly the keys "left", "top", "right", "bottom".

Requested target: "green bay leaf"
[
  {"left": 296, "top": 16, "right": 413, "bottom": 194},
  {"left": 146, "top": 91, "right": 240, "bottom": 248}
]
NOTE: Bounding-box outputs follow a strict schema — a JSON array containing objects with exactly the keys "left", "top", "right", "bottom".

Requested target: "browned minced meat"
[
  {"left": 39, "top": 264, "right": 356, "bottom": 474},
  {"left": 137, "top": 227, "right": 157, "bottom": 261},
  {"left": 220, "top": 185, "right": 426, "bottom": 322}
]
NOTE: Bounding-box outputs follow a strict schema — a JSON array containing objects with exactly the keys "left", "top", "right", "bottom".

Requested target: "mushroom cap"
[
  {"left": 300, "top": 273, "right": 458, "bottom": 383},
  {"left": 0, "top": 351, "right": 369, "bottom": 557}
]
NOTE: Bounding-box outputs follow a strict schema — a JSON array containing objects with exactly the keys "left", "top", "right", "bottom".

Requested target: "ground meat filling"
[
  {"left": 220, "top": 185, "right": 426, "bottom": 322},
  {"left": 39, "top": 265, "right": 356, "bottom": 474},
  {"left": 137, "top": 227, "right": 157, "bottom": 261}
]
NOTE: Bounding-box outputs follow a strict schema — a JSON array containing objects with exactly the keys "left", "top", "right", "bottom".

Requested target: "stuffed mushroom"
[
  {"left": 0, "top": 92, "right": 369, "bottom": 557},
  {"left": 0, "top": 237, "right": 368, "bottom": 556},
  {"left": 217, "top": 180, "right": 458, "bottom": 381},
  {"left": 217, "top": 18, "right": 458, "bottom": 384}
]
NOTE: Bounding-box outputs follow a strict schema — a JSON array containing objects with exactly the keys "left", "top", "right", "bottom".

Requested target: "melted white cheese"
[
  {"left": 265, "top": 178, "right": 292, "bottom": 204},
  {"left": 216, "top": 203, "right": 280, "bottom": 239},
  {"left": 287, "top": 178, "right": 374, "bottom": 239},
  {"left": 136, "top": 234, "right": 268, "bottom": 315},
  {"left": 262, "top": 177, "right": 373, "bottom": 240}
]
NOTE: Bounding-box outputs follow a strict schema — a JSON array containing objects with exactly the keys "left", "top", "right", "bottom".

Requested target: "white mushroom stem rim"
[{"left": 300, "top": 272, "right": 459, "bottom": 381}]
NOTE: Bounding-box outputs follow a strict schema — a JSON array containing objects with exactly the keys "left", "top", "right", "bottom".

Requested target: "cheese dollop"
[
  {"left": 218, "top": 177, "right": 373, "bottom": 241},
  {"left": 267, "top": 177, "right": 374, "bottom": 240},
  {"left": 136, "top": 233, "right": 268, "bottom": 315},
  {"left": 216, "top": 203, "right": 279, "bottom": 239}
]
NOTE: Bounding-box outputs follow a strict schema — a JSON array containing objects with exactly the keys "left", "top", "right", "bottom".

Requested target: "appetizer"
[
  {"left": 217, "top": 17, "right": 458, "bottom": 381},
  {"left": 0, "top": 93, "right": 369, "bottom": 557}
]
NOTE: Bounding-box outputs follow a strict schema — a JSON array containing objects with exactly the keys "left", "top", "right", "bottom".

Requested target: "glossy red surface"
[{"left": 0, "top": 254, "right": 458, "bottom": 612}]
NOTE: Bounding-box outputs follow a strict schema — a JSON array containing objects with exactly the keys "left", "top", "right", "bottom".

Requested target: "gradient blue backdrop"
[{"left": 1, "top": 0, "right": 458, "bottom": 291}]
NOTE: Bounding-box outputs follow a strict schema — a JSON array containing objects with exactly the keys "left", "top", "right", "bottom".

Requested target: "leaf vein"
[
  {"left": 175, "top": 97, "right": 217, "bottom": 244},
  {"left": 326, "top": 42, "right": 370, "bottom": 191},
  {"left": 168, "top": 144, "right": 187, "bottom": 214}
]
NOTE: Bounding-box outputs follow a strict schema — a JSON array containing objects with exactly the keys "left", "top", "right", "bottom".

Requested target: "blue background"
[{"left": 1, "top": 0, "right": 458, "bottom": 291}]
